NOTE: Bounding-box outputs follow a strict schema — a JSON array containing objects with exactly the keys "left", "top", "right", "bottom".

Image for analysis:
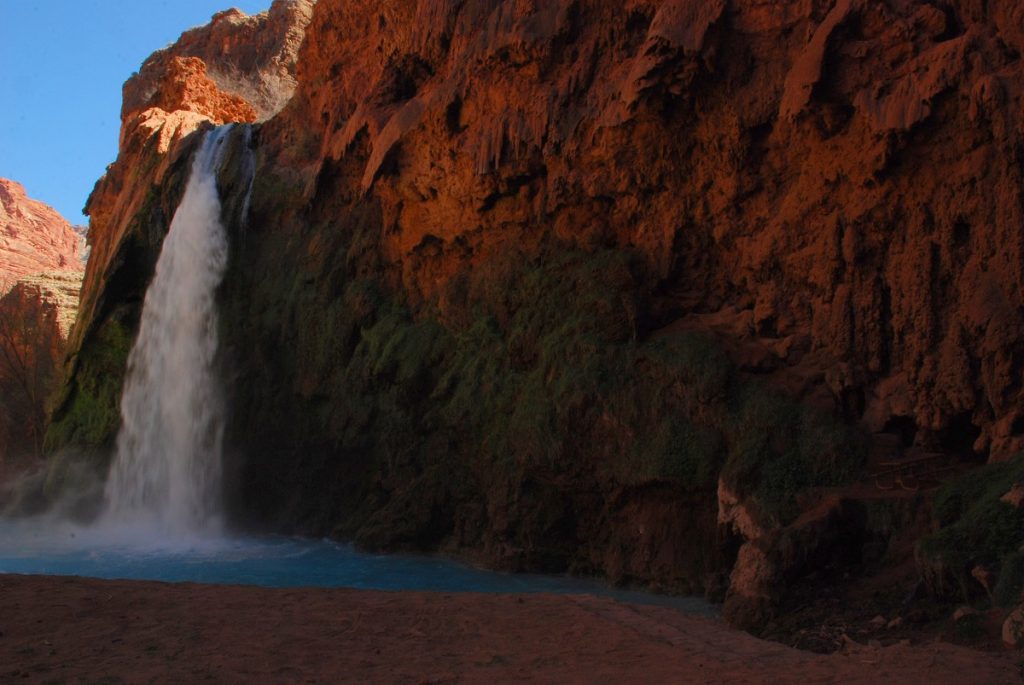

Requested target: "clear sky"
[{"left": 0, "top": 0, "right": 272, "bottom": 225}]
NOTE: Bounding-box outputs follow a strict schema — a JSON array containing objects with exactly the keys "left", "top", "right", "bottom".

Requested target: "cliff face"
[
  {"left": 0, "top": 179, "right": 84, "bottom": 293},
  {"left": 51, "top": 0, "right": 1024, "bottom": 627},
  {"left": 122, "top": 0, "right": 314, "bottom": 123},
  {"left": 0, "top": 180, "right": 84, "bottom": 470},
  {"left": 46, "top": 1, "right": 313, "bottom": 463},
  {"left": 270, "top": 0, "right": 1024, "bottom": 463},
  {"left": 0, "top": 274, "right": 82, "bottom": 464}
]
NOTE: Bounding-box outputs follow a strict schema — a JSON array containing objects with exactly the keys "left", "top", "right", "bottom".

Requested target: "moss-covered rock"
[
  {"left": 215, "top": 204, "right": 865, "bottom": 594},
  {"left": 918, "top": 456, "right": 1024, "bottom": 603},
  {"left": 46, "top": 312, "right": 134, "bottom": 455},
  {"left": 722, "top": 388, "right": 863, "bottom": 526}
]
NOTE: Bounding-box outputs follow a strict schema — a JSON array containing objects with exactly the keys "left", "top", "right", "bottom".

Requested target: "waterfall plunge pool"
[
  {"left": 0, "top": 519, "right": 715, "bottom": 614},
  {"left": 2, "top": 126, "right": 713, "bottom": 616}
]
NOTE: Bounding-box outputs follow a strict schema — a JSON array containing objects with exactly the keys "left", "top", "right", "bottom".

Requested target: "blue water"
[{"left": 0, "top": 519, "right": 714, "bottom": 614}]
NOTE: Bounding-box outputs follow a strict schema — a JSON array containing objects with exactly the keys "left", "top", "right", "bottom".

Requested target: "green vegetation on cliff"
[
  {"left": 918, "top": 456, "right": 1024, "bottom": 604},
  {"left": 46, "top": 313, "right": 133, "bottom": 453},
  {"left": 46, "top": 134, "right": 864, "bottom": 594},
  {"left": 217, "top": 188, "right": 864, "bottom": 588},
  {"left": 41, "top": 146, "right": 198, "bottom": 503}
]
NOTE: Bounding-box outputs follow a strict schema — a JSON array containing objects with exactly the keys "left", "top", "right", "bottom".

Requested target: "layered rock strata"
[
  {"left": 0, "top": 181, "right": 84, "bottom": 468},
  {"left": 0, "top": 179, "right": 84, "bottom": 293}
]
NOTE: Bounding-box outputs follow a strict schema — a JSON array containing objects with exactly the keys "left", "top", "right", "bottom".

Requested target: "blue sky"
[{"left": 0, "top": 0, "right": 272, "bottom": 225}]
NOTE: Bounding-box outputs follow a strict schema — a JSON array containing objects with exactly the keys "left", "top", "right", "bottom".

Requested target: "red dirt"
[{"left": 0, "top": 574, "right": 1017, "bottom": 684}]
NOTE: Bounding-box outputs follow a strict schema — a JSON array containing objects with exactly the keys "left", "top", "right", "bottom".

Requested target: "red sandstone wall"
[{"left": 253, "top": 0, "right": 1024, "bottom": 461}]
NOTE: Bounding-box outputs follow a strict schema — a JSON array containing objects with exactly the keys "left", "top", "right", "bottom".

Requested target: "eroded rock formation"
[
  {"left": 0, "top": 273, "right": 82, "bottom": 463},
  {"left": 50, "top": 0, "right": 1024, "bottom": 629},
  {"left": 122, "top": 0, "right": 314, "bottom": 122},
  {"left": 0, "top": 180, "right": 84, "bottom": 471},
  {"left": 49, "top": 2, "right": 313, "bottom": 465},
  {"left": 0, "top": 179, "right": 84, "bottom": 293},
  {"left": 139, "top": 56, "right": 259, "bottom": 126},
  {"left": 273, "top": 0, "right": 1024, "bottom": 464}
]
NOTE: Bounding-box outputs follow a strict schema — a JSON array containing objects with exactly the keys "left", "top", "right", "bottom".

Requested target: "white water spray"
[{"left": 104, "top": 125, "right": 247, "bottom": 534}]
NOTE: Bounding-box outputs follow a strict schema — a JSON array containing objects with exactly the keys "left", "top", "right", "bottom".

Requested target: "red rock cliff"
[
  {"left": 0, "top": 179, "right": 83, "bottom": 294},
  {"left": 50, "top": 0, "right": 1024, "bottom": 630},
  {"left": 51, "top": 0, "right": 313, "bottom": 459},
  {"left": 72, "top": 0, "right": 312, "bottom": 373},
  {"left": 257, "top": 0, "right": 1024, "bottom": 463},
  {"left": 0, "top": 180, "right": 84, "bottom": 468},
  {"left": 122, "top": 0, "right": 314, "bottom": 123}
]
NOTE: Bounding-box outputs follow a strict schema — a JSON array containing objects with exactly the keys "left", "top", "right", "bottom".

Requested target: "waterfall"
[{"left": 104, "top": 125, "right": 247, "bottom": 534}]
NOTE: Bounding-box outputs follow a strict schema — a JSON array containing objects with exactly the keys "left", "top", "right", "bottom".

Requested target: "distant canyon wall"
[{"left": 0, "top": 179, "right": 84, "bottom": 469}]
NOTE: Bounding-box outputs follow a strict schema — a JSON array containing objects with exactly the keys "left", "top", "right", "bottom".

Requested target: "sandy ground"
[{"left": 0, "top": 574, "right": 1018, "bottom": 684}]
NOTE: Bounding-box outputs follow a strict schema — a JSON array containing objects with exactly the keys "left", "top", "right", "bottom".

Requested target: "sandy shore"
[{"left": 0, "top": 574, "right": 1017, "bottom": 684}]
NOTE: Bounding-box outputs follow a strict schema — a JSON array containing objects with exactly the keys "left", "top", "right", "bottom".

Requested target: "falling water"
[{"left": 104, "top": 125, "right": 246, "bottom": 534}]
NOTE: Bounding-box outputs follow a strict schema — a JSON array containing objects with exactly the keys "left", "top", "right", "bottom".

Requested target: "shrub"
[
  {"left": 919, "top": 456, "right": 1024, "bottom": 603},
  {"left": 721, "top": 387, "right": 863, "bottom": 525},
  {"left": 995, "top": 549, "right": 1024, "bottom": 608},
  {"left": 45, "top": 313, "right": 134, "bottom": 454}
]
